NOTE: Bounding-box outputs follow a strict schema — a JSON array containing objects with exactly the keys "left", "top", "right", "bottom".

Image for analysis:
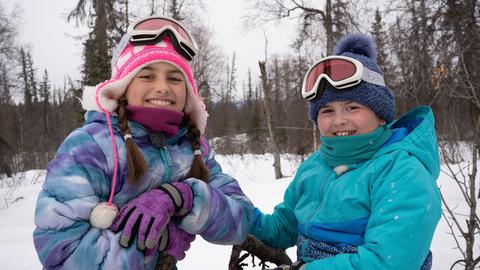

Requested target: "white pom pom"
[
  {"left": 90, "top": 202, "right": 119, "bottom": 229},
  {"left": 333, "top": 165, "right": 349, "bottom": 176}
]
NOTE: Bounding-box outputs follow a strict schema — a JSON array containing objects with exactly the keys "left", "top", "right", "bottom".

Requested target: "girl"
[
  {"left": 250, "top": 34, "right": 441, "bottom": 270},
  {"left": 33, "top": 16, "right": 253, "bottom": 269}
]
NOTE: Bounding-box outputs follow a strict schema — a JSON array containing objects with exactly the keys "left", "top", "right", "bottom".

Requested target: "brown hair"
[
  {"left": 117, "top": 98, "right": 209, "bottom": 184},
  {"left": 118, "top": 97, "right": 148, "bottom": 184},
  {"left": 183, "top": 114, "right": 210, "bottom": 182}
]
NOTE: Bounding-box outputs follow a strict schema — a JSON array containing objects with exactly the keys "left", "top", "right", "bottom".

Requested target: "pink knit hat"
[{"left": 82, "top": 35, "right": 208, "bottom": 134}]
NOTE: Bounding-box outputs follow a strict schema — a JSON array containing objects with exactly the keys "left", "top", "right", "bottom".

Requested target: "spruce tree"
[{"left": 370, "top": 8, "right": 395, "bottom": 87}]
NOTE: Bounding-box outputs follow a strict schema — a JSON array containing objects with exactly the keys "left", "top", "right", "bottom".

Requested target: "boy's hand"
[{"left": 273, "top": 261, "right": 305, "bottom": 270}]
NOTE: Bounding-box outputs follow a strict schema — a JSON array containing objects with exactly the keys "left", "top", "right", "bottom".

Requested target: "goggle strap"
[
  {"left": 362, "top": 67, "right": 386, "bottom": 87},
  {"left": 130, "top": 31, "right": 194, "bottom": 61},
  {"left": 128, "top": 18, "right": 198, "bottom": 54}
]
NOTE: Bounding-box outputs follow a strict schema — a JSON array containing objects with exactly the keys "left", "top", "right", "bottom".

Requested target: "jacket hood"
[{"left": 376, "top": 106, "right": 440, "bottom": 179}]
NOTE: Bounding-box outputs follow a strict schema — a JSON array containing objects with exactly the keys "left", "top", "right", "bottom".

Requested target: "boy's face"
[
  {"left": 125, "top": 62, "right": 187, "bottom": 112},
  {"left": 317, "top": 101, "right": 386, "bottom": 137}
]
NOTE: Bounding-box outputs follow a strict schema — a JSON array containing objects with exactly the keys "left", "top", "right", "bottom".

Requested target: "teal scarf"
[{"left": 320, "top": 126, "right": 392, "bottom": 167}]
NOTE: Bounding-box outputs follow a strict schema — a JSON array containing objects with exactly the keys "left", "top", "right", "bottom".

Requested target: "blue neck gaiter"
[{"left": 320, "top": 126, "right": 392, "bottom": 167}]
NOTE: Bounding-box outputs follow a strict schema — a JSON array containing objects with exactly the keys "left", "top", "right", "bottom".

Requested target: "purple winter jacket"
[{"left": 33, "top": 111, "right": 254, "bottom": 269}]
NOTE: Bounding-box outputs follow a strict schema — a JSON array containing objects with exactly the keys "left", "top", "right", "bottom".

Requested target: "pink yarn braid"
[
  {"left": 95, "top": 81, "right": 119, "bottom": 206},
  {"left": 200, "top": 136, "right": 208, "bottom": 158}
]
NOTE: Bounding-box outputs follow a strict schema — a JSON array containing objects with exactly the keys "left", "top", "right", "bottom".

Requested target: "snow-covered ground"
[{"left": 0, "top": 154, "right": 469, "bottom": 269}]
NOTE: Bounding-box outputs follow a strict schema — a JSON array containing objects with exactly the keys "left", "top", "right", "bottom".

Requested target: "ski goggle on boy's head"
[
  {"left": 127, "top": 16, "right": 199, "bottom": 61},
  {"left": 301, "top": 55, "right": 386, "bottom": 101}
]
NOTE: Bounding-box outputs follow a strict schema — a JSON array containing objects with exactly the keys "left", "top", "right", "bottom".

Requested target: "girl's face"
[
  {"left": 125, "top": 62, "right": 187, "bottom": 112},
  {"left": 317, "top": 101, "right": 386, "bottom": 137}
]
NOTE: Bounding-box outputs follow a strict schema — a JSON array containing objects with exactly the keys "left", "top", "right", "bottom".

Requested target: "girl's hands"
[
  {"left": 145, "top": 222, "right": 196, "bottom": 260},
  {"left": 110, "top": 182, "right": 193, "bottom": 251}
]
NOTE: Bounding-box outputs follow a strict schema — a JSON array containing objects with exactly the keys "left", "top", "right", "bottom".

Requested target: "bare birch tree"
[{"left": 259, "top": 60, "right": 283, "bottom": 179}]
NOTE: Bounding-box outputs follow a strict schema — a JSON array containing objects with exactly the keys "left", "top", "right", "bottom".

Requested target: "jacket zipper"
[{"left": 160, "top": 146, "right": 173, "bottom": 183}]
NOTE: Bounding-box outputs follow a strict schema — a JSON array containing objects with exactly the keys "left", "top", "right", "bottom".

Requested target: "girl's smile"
[
  {"left": 146, "top": 98, "right": 175, "bottom": 107},
  {"left": 125, "top": 62, "right": 187, "bottom": 112}
]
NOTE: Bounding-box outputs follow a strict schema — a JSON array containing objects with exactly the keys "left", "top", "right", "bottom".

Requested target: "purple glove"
[
  {"left": 145, "top": 222, "right": 196, "bottom": 260},
  {"left": 164, "top": 222, "right": 196, "bottom": 260},
  {"left": 110, "top": 182, "right": 193, "bottom": 250}
]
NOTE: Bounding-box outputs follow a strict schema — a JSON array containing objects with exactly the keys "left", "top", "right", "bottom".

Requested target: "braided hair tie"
[{"left": 123, "top": 134, "right": 132, "bottom": 141}]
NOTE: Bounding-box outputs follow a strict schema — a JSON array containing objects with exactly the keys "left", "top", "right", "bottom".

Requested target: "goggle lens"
[
  {"left": 327, "top": 60, "right": 357, "bottom": 80},
  {"left": 305, "top": 59, "right": 357, "bottom": 92}
]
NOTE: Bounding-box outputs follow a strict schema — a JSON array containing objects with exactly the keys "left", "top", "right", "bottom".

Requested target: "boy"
[{"left": 250, "top": 34, "right": 441, "bottom": 270}]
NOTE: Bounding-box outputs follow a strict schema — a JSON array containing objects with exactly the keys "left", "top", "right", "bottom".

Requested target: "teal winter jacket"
[{"left": 251, "top": 106, "right": 442, "bottom": 270}]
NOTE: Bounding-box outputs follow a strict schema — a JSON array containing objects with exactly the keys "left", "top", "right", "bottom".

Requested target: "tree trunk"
[
  {"left": 125, "top": 0, "right": 129, "bottom": 27},
  {"left": 465, "top": 114, "right": 480, "bottom": 270},
  {"left": 259, "top": 61, "right": 283, "bottom": 179},
  {"left": 313, "top": 124, "right": 319, "bottom": 151},
  {"left": 324, "top": 0, "right": 334, "bottom": 54}
]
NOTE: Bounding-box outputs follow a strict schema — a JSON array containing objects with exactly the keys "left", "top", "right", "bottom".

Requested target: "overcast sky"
[{"left": 5, "top": 0, "right": 296, "bottom": 91}]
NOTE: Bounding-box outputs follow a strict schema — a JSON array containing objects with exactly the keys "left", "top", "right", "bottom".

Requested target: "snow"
[{"left": 0, "top": 154, "right": 470, "bottom": 269}]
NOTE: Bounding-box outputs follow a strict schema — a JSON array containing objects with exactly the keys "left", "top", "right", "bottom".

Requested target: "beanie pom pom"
[{"left": 334, "top": 34, "right": 377, "bottom": 61}]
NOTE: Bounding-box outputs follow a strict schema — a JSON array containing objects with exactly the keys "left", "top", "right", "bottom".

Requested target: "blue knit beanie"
[{"left": 308, "top": 34, "right": 395, "bottom": 124}]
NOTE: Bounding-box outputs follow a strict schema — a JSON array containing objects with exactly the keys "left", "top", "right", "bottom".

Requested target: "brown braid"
[
  {"left": 117, "top": 97, "right": 148, "bottom": 184},
  {"left": 183, "top": 114, "right": 209, "bottom": 182}
]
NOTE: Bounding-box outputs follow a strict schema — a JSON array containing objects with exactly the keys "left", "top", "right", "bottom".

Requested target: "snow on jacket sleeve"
[
  {"left": 179, "top": 139, "right": 254, "bottom": 245},
  {"left": 33, "top": 129, "right": 155, "bottom": 270},
  {"left": 305, "top": 151, "right": 441, "bottom": 270}
]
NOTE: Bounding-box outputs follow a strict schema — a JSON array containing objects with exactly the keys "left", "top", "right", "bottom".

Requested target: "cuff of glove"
[
  {"left": 158, "top": 182, "right": 193, "bottom": 217},
  {"left": 275, "top": 261, "right": 305, "bottom": 270},
  {"left": 292, "top": 261, "right": 305, "bottom": 270}
]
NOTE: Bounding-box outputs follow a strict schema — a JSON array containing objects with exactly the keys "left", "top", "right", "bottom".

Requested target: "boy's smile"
[
  {"left": 333, "top": 130, "right": 356, "bottom": 136},
  {"left": 317, "top": 101, "right": 386, "bottom": 137}
]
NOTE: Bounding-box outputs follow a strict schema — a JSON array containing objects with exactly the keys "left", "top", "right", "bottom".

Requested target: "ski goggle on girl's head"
[
  {"left": 301, "top": 55, "right": 386, "bottom": 101},
  {"left": 127, "top": 16, "right": 199, "bottom": 61}
]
